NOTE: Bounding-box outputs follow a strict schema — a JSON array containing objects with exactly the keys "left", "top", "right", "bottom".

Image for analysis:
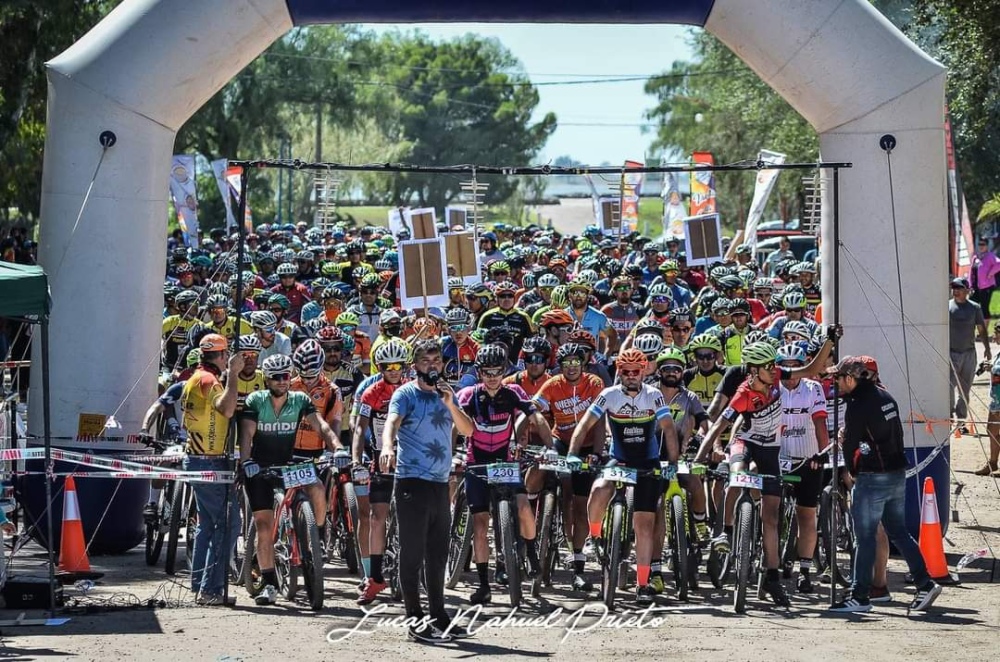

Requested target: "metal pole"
[
  {"left": 41, "top": 320, "right": 56, "bottom": 615},
  {"left": 829, "top": 166, "right": 841, "bottom": 607},
  {"left": 221, "top": 164, "right": 249, "bottom": 607}
]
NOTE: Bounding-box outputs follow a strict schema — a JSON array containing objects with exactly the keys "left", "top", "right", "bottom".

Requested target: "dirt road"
[{"left": 5, "top": 350, "right": 1000, "bottom": 661}]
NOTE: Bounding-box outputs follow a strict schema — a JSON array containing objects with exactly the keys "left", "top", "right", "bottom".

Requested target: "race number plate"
[
  {"left": 659, "top": 462, "right": 678, "bottom": 480},
  {"left": 281, "top": 463, "right": 318, "bottom": 489},
  {"left": 602, "top": 466, "right": 637, "bottom": 485},
  {"left": 487, "top": 462, "right": 521, "bottom": 484},
  {"left": 779, "top": 458, "right": 794, "bottom": 473},
  {"left": 538, "top": 456, "right": 569, "bottom": 473},
  {"left": 729, "top": 472, "right": 764, "bottom": 490}
]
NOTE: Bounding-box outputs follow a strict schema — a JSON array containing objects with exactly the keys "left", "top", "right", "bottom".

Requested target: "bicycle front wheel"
[
  {"left": 164, "top": 482, "right": 184, "bottom": 575},
  {"left": 445, "top": 482, "right": 472, "bottom": 589},
  {"left": 146, "top": 484, "right": 171, "bottom": 566},
  {"left": 733, "top": 500, "right": 753, "bottom": 614},
  {"left": 603, "top": 502, "right": 624, "bottom": 611},
  {"left": 498, "top": 498, "right": 522, "bottom": 607},
  {"left": 533, "top": 491, "right": 556, "bottom": 597},
  {"left": 341, "top": 481, "right": 362, "bottom": 575},
  {"left": 670, "top": 494, "right": 689, "bottom": 601},
  {"left": 295, "top": 499, "right": 325, "bottom": 611}
]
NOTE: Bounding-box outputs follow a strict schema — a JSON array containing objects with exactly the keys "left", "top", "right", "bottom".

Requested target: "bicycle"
[
  {"left": 382, "top": 483, "right": 402, "bottom": 601},
  {"left": 663, "top": 460, "right": 705, "bottom": 601},
  {"left": 139, "top": 436, "right": 182, "bottom": 567},
  {"left": 814, "top": 453, "right": 854, "bottom": 588},
  {"left": 244, "top": 457, "right": 331, "bottom": 610},
  {"left": 324, "top": 462, "right": 363, "bottom": 575},
  {"left": 532, "top": 450, "right": 568, "bottom": 597},
  {"left": 444, "top": 456, "right": 473, "bottom": 590}
]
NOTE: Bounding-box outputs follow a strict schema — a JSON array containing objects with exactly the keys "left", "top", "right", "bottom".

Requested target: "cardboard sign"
[
  {"left": 599, "top": 198, "right": 622, "bottom": 235},
  {"left": 442, "top": 232, "right": 481, "bottom": 285},
  {"left": 404, "top": 208, "right": 437, "bottom": 240},
  {"left": 445, "top": 207, "right": 468, "bottom": 230},
  {"left": 387, "top": 208, "right": 407, "bottom": 237},
  {"left": 682, "top": 213, "right": 724, "bottom": 266},
  {"left": 77, "top": 413, "right": 108, "bottom": 438},
  {"left": 398, "top": 239, "right": 449, "bottom": 309}
]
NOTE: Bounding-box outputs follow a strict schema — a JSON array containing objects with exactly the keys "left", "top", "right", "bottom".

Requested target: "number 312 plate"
[{"left": 602, "top": 466, "right": 637, "bottom": 485}]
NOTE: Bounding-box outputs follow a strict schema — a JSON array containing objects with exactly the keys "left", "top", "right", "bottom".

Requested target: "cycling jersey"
[
  {"left": 157, "top": 381, "right": 187, "bottom": 440},
  {"left": 357, "top": 378, "right": 407, "bottom": 453},
  {"left": 240, "top": 390, "right": 316, "bottom": 465},
  {"left": 568, "top": 306, "right": 610, "bottom": 343},
  {"left": 325, "top": 362, "right": 365, "bottom": 431},
  {"left": 162, "top": 315, "right": 198, "bottom": 367},
  {"left": 588, "top": 385, "right": 670, "bottom": 463},
  {"left": 180, "top": 365, "right": 227, "bottom": 456},
  {"left": 208, "top": 316, "right": 253, "bottom": 340},
  {"left": 346, "top": 303, "right": 382, "bottom": 341},
  {"left": 441, "top": 337, "right": 479, "bottom": 387},
  {"left": 236, "top": 370, "right": 266, "bottom": 412},
  {"left": 477, "top": 307, "right": 535, "bottom": 356},
  {"left": 820, "top": 376, "right": 849, "bottom": 433},
  {"left": 683, "top": 366, "right": 725, "bottom": 407},
  {"left": 721, "top": 370, "right": 793, "bottom": 448},
  {"left": 802, "top": 284, "right": 821, "bottom": 312},
  {"left": 661, "top": 387, "right": 708, "bottom": 449},
  {"left": 502, "top": 370, "right": 550, "bottom": 398},
  {"left": 719, "top": 326, "right": 750, "bottom": 366},
  {"left": 600, "top": 301, "right": 641, "bottom": 338},
  {"left": 269, "top": 283, "right": 311, "bottom": 323},
  {"left": 778, "top": 378, "right": 827, "bottom": 458},
  {"left": 533, "top": 374, "right": 605, "bottom": 443},
  {"left": 291, "top": 374, "right": 342, "bottom": 451},
  {"left": 457, "top": 384, "right": 535, "bottom": 462}
]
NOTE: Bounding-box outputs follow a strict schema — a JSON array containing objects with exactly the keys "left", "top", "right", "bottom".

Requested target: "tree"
[
  {"left": 644, "top": 32, "right": 818, "bottom": 229},
  {"left": 368, "top": 32, "right": 556, "bottom": 210},
  {"left": 0, "top": 0, "right": 118, "bottom": 223}
]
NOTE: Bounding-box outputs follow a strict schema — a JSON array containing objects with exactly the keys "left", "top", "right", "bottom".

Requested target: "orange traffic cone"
[
  {"left": 918, "top": 477, "right": 958, "bottom": 584},
  {"left": 58, "top": 477, "right": 92, "bottom": 574}
]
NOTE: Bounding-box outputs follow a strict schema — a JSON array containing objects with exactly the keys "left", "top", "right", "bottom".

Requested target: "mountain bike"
[
  {"left": 814, "top": 453, "right": 854, "bottom": 588},
  {"left": 664, "top": 461, "right": 705, "bottom": 601},
  {"left": 140, "top": 436, "right": 183, "bottom": 567},
  {"left": 164, "top": 478, "right": 196, "bottom": 576},
  {"left": 445, "top": 459, "right": 473, "bottom": 590},
  {"left": 244, "top": 457, "right": 331, "bottom": 610},
  {"left": 325, "top": 462, "right": 362, "bottom": 575},
  {"left": 532, "top": 451, "right": 568, "bottom": 597},
  {"left": 383, "top": 485, "right": 402, "bottom": 601}
]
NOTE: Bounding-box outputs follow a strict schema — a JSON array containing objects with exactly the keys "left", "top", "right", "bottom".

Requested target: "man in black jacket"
[{"left": 827, "top": 356, "right": 942, "bottom": 613}]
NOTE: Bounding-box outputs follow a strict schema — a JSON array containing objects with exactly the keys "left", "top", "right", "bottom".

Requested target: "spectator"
[
  {"left": 971, "top": 238, "right": 1000, "bottom": 329},
  {"left": 765, "top": 236, "right": 796, "bottom": 276},
  {"left": 949, "top": 277, "right": 990, "bottom": 431}
]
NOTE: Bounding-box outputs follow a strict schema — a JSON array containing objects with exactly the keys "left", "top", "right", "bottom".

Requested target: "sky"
[{"left": 363, "top": 24, "right": 696, "bottom": 166}]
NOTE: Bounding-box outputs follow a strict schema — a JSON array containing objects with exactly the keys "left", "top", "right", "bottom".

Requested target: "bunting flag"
[
  {"left": 689, "top": 151, "right": 717, "bottom": 217},
  {"left": 620, "top": 159, "right": 643, "bottom": 233},
  {"left": 224, "top": 165, "right": 253, "bottom": 231},
  {"left": 582, "top": 173, "right": 602, "bottom": 226},
  {"left": 743, "top": 149, "right": 787, "bottom": 257},
  {"left": 168, "top": 155, "right": 199, "bottom": 247}
]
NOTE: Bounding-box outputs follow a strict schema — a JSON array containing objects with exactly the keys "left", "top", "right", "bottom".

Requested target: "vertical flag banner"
[
  {"left": 945, "top": 112, "right": 973, "bottom": 279},
  {"left": 661, "top": 166, "right": 688, "bottom": 239},
  {"left": 224, "top": 165, "right": 253, "bottom": 231},
  {"left": 168, "top": 155, "right": 199, "bottom": 247},
  {"left": 582, "top": 173, "right": 602, "bottom": 225},
  {"left": 689, "top": 152, "right": 717, "bottom": 217},
  {"left": 743, "top": 149, "right": 787, "bottom": 257},
  {"left": 211, "top": 159, "right": 235, "bottom": 231},
  {"left": 620, "top": 159, "right": 643, "bottom": 234}
]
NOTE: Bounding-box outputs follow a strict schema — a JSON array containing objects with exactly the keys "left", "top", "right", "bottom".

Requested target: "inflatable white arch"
[{"left": 33, "top": 0, "right": 949, "bottom": 543}]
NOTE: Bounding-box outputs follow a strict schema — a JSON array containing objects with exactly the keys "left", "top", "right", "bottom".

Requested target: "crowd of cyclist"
[{"left": 148, "top": 218, "right": 936, "bottom": 628}]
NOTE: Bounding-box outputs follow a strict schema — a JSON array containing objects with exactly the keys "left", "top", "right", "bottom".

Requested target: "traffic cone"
[
  {"left": 57, "top": 477, "right": 100, "bottom": 580},
  {"left": 918, "top": 477, "right": 959, "bottom": 584}
]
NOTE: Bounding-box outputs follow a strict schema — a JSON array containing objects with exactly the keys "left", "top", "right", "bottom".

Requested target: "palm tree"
[{"left": 977, "top": 193, "right": 1000, "bottom": 224}]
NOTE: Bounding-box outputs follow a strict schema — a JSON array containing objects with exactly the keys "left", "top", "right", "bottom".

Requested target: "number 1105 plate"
[{"left": 281, "top": 463, "right": 318, "bottom": 488}]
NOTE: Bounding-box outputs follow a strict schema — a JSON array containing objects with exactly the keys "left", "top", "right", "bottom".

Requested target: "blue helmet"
[{"left": 776, "top": 343, "right": 807, "bottom": 365}]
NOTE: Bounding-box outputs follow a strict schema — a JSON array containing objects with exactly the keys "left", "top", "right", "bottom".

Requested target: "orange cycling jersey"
[
  {"left": 533, "top": 373, "right": 605, "bottom": 442},
  {"left": 502, "top": 370, "right": 550, "bottom": 399},
  {"left": 291, "top": 374, "right": 342, "bottom": 451}
]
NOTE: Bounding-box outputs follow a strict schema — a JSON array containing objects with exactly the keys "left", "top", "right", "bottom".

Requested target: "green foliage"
[{"left": 644, "top": 32, "right": 818, "bottom": 227}]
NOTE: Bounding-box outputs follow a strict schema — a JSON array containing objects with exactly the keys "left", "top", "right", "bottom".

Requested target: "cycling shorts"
[
  {"left": 369, "top": 472, "right": 395, "bottom": 505},
  {"left": 728, "top": 440, "right": 782, "bottom": 497},
  {"left": 245, "top": 473, "right": 281, "bottom": 513},
  {"left": 465, "top": 448, "right": 524, "bottom": 514},
  {"left": 785, "top": 460, "right": 823, "bottom": 509},
  {"left": 597, "top": 459, "right": 661, "bottom": 513},
  {"left": 554, "top": 440, "right": 595, "bottom": 497}
]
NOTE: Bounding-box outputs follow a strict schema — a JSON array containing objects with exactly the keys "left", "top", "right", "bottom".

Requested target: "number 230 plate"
[
  {"left": 487, "top": 462, "right": 521, "bottom": 484},
  {"left": 282, "top": 463, "right": 318, "bottom": 488}
]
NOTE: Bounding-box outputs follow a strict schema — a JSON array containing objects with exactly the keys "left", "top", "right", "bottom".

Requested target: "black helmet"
[
  {"left": 475, "top": 344, "right": 508, "bottom": 369},
  {"left": 555, "top": 343, "right": 587, "bottom": 363}
]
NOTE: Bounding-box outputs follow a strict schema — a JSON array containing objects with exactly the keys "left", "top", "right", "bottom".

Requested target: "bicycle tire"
[
  {"left": 276, "top": 498, "right": 297, "bottom": 600},
  {"left": 323, "top": 476, "right": 338, "bottom": 564},
  {"left": 185, "top": 492, "right": 197, "bottom": 573},
  {"left": 385, "top": 498, "right": 402, "bottom": 601},
  {"left": 603, "top": 502, "right": 624, "bottom": 611},
  {"left": 164, "top": 482, "right": 184, "bottom": 575},
  {"left": 340, "top": 483, "right": 361, "bottom": 575},
  {"left": 817, "top": 486, "right": 854, "bottom": 588},
  {"left": 243, "top": 517, "right": 264, "bottom": 597},
  {"left": 230, "top": 491, "right": 249, "bottom": 585},
  {"left": 445, "top": 484, "right": 472, "bottom": 590},
  {"left": 733, "top": 500, "right": 753, "bottom": 614},
  {"left": 671, "top": 494, "right": 689, "bottom": 601},
  {"left": 498, "top": 498, "right": 522, "bottom": 607},
  {"left": 295, "top": 499, "right": 325, "bottom": 610},
  {"left": 533, "top": 491, "right": 556, "bottom": 597},
  {"left": 780, "top": 501, "right": 798, "bottom": 579},
  {"left": 145, "top": 484, "right": 171, "bottom": 566}
]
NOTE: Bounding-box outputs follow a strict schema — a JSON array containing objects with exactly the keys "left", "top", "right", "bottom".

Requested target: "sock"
[
  {"left": 589, "top": 521, "right": 602, "bottom": 538},
  {"left": 799, "top": 558, "right": 813, "bottom": 576},
  {"left": 524, "top": 537, "right": 539, "bottom": 567},
  {"left": 637, "top": 564, "right": 651, "bottom": 587},
  {"left": 573, "top": 551, "right": 585, "bottom": 575},
  {"left": 262, "top": 569, "right": 279, "bottom": 588},
  {"left": 651, "top": 559, "right": 662, "bottom": 575},
  {"left": 361, "top": 557, "right": 371, "bottom": 579},
  {"left": 476, "top": 562, "right": 489, "bottom": 588},
  {"left": 766, "top": 568, "right": 779, "bottom": 582},
  {"left": 371, "top": 554, "right": 384, "bottom": 583}
]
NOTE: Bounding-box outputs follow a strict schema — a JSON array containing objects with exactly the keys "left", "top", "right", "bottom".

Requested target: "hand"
[
  {"left": 241, "top": 459, "right": 260, "bottom": 479},
  {"left": 662, "top": 462, "right": 677, "bottom": 480},
  {"left": 333, "top": 449, "right": 351, "bottom": 469},
  {"left": 380, "top": 447, "right": 396, "bottom": 473},
  {"left": 137, "top": 431, "right": 154, "bottom": 445},
  {"left": 711, "top": 445, "right": 726, "bottom": 464},
  {"left": 826, "top": 324, "right": 843, "bottom": 342},
  {"left": 351, "top": 464, "right": 370, "bottom": 484},
  {"left": 228, "top": 352, "right": 245, "bottom": 374},
  {"left": 808, "top": 452, "right": 826, "bottom": 470},
  {"left": 543, "top": 448, "right": 560, "bottom": 462},
  {"left": 436, "top": 381, "right": 454, "bottom": 400},
  {"left": 566, "top": 454, "right": 584, "bottom": 472}
]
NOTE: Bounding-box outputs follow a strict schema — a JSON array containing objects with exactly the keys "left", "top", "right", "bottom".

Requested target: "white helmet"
[
  {"left": 374, "top": 338, "right": 410, "bottom": 365},
  {"left": 261, "top": 354, "right": 293, "bottom": 378},
  {"left": 632, "top": 333, "right": 665, "bottom": 358}
]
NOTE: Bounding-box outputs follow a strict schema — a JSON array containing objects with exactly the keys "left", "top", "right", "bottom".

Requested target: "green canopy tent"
[{"left": 0, "top": 261, "right": 57, "bottom": 612}]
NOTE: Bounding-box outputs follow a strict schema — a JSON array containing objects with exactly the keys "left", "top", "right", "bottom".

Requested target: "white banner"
[
  {"left": 661, "top": 169, "right": 688, "bottom": 238},
  {"left": 169, "top": 155, "right": 199, "bottom": 247},
  {"left": 211, "top": 159, "right": 235, "bottom": 231},
  {"left": 743, "top": 149, "right": 786, "bottom": 256}
]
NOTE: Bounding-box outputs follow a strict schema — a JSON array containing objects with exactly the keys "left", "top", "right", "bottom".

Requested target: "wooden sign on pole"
[
  {"left": 599, "top": 197, "right": 622, "bottom": 235},
  {"left": 442, "top": 232, "right": 481, "bottom": 285},
  {"left": 445, "top": 207, "right": 468, "bottom": 230},
  {"left": 398, "top": 239, "right": 449, "bottom": 309},
  {"left": 682, "top": 213, "right": 724, "bottom": 266},
  {"left": 404, "top": 208, "right": 438, "bottom": 240}
]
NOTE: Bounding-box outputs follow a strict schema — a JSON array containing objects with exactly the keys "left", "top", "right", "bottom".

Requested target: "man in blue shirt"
[
  {"left": 567, "top": 281, "right": 616, "bottom": 355},
  {"left": 381, "top": 340, "right": 475, "bottom": 643}
]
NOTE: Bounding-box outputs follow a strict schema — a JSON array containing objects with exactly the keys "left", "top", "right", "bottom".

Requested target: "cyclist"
[
  {"left": 457, "top": 344, "right": 555, "bottom": 604},
  {"left": 477, "top": 282, "right": 535, "bottom": 357},
  {"left": 569, "top": 328, "right": 613, "bottom": 387},
  {"left": 669, "top": 307, "right": 695, "bottom": 352},
  {"left": 251, "top": 311, "right": 291, "bottom": 360},
  {"left": 506, "top": 337, "right": 554, "bottom": 444},
  {"left": 346, "top": 277, "right": 383, "bottom": 341},
  {"left": 600, "top": 276, "right": 643, "bottom": 343},
  {"left": 775, "top": 343, "right": 829, "bottom": 594},
  {"left": 368, "top": 309, "right": 405, "bottom": 376},
  {"left": 334, "top": 311, "right": 372, "bottom": 373},
  {"left": 566, "top": 349, "right": 680, "bottom": 605},
  {"left": 318, "top": 326, "right": 365, "bottom": 446},
  {"left": 234, "top": 334, "right": 266, "bottom": 412},
  {"left": 162, "top": 289, "right": 201, "bottom": 369},
  {"left": 238, "top": 354, "right": 343, "bottom": 606},
  {"left": 567, "top": 279, "right": 616, "bottom": 355},
  {"left": 719, "top": 298, "right": 753, "bottom": 365},
  {"left": 353, "top": 340, "right": 411, "bottom": 605},
  {"left": 205, "top": 293, "right": 253, "bottom": 338},
  {"left": 270, "top": 262, "right": 311, "bottom": 323},
  {"left": 643, "top": 282, "right": 673, "bottom": 328},
  {"left": 266, "top": 294, "right": 299, "bottom": 338},
  {"left": 538, "top": 309, "right": 575, "bottom": 365},
  {"left": 533, "top": 343, "right": 606, "bottom": 592}
]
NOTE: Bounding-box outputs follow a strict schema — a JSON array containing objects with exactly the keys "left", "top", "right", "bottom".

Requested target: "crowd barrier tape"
[
  {"left": 3, "top": 470, "right": 233, "bottom": 483},
  {"left": 0, "top": 448, "right": 234, "bottom": 484},
  {"left": 25, "top": 434, "right": 146, "bottom": 444}
]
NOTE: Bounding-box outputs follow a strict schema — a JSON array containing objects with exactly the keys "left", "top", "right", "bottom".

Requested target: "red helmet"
[{"left": 616, "top": 349, "right": 648, "bottom": 372}]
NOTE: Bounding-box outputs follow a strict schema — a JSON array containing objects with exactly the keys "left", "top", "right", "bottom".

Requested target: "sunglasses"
[
  {"left": 361, "top": 289, "right": 378, "bottom": 295},
  {"left": 481, "top": 368, "right": 505, "bottom": 378},
  {"left": 756, "top": 362, "right": 776, "bottom": 371},
  {"left": 539, "top": 286, "right": 554, "bottom": 292},
  {"left": 493, "top": 271, "right": 510, "bottom": 277},
  {"left": 555, "top": 325, "right": 574, "bottom": 333},
  {"left": 658, "top": 365, "right": 683, "bottom": 374},
  {"left": 256, "top": 326, "right": 276, "bottom": 334},
  {"left": 449, "top": 288, "right": 464, "bottom": 295},
  {"left": 280, "top": 274, "right": 295, "bottom": 278},
  {"left": 339, "top": 325, "right": 356, "bottom": 333},
  {"left": 268, "top": 307, "right": 284, "bottom": 314},
  {"left": 613, "top": 286, "right": 631, "bottom": 292},
  {"left": 449, "top": 324, "right": 469, "bottom": 332},
  {"left": 497, "top": 293, "right": 515, "bottom": 300},
  {"left": 268, "top": 373, "right": 291, "bottom": 381},
  {"left": 525, "top": 354, "right": 548, "bottom": 364},
  {"left": 619, "top": 369, "right": 643, "bottom": 377},
  {"left": 380, "top": 363, "right": 405, "bottom": 372},
  {"left": 695, "top": 351, "right": 717, "bottom": 361},
  {"left": 651, "top": 296, "right": 670, "bottom": 304},
  {"left": 322, "top": 344, "right": 344, "bottom": 352},
  {"left": 672, "top": 326, "right": 693, "bottom": 333},
  {"left": 560, "top": 358, "right": 583, "bottom": 367}
]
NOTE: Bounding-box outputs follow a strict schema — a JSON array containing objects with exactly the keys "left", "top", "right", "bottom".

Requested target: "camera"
[{"left": 976, "top": 360, "right": 991, "bottom": 377}]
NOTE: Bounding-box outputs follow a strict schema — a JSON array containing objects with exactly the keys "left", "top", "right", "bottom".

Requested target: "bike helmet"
[
  {"left": 655, "top": 347, "right": 687, "bottom": 367},
  {"left": 729, "top": 298, "right": 751, "bottom": 315},
  {"left": 520, "top": 336, "right": 552, "bottom": 359},
  {"left": 238, "top": 334, "right": 263, "bottom": 353},
  {"left": 710, "top": 297, "right": 732, "bottom": 314},
  {"left": 379, "top": 309, "right": 402, "bottom": 326},
  {"left": 633, "top": 317, "right": 665, "bottom": 337},
  {"left": 752, "top": 277, "right": 775, "bottom": 292},
  {"left": 539, "top": 309, "right": 574, "bottom": 328},
  {"left": 616, "top": 348, "right": 649, "bottom": 371},
  {"left": 199, "top": 333, "right": 228, "bottom": 352},
  {"left": 359, "top": 273, "right": 381, "bottom": 289},
  {"left": 718, "top": 275, "right": 744, "bottom": 292},
  {"left": 374, "top": 338, "right": 410, "bottom": 365},
  {"left": 185, "top": 348, "right": 202, "bottom": 367},
  {"left": 782, "top": 320, "right": 813, "bottom": 340},
  {"left": 776, "top": 343, "right": 807, "bottom": 364},
  {"left": 574, "top": 269, "right": 599, "bottom": 288},
  {"left": 335, "top": 311, "right": 360, "bottom": 329},
  {"left": 262, "top": 353, "right": 293, "bottom": 378},
  {"left": 537, "top": 273, "right": 560, "bottom": 289},
  {"left": 742, "top": 341, "right": 778, "bottom": 366},
  {"left": 206, "top": 293, "right": 229, "bottom": 310},
  {"left": 445, "top": 307, "right": 472, "bottom": 327},
  {"left": 250, "top": 310, "right": 278, "bottom": 330},
  {"left": 475, "top": 344, "right": 508, "bottom": 369},
  {"left": 669, "top": 306, "right": 694, "bottom": 325},
  {"left": 488, "top": 260, "right": 511, "bottom": 275},
  {"left": 174, "top": 289, "right": 199, "bottom": 309},
  {"left": 568, "top": 328, "right": 598, "bottom": 349},
  {"left": 316, "top": 325, "right": 344, "bottom": 344},
  {"left": 549, "top": 285, "right": 571, "bottom": 308},
  {"left": 555, "top": 343, "right": 587, "bottom": 364},
  {"left": 632, "top": 334, "right": 664, "bottom": 358},
  {"left": 293, "top": 339, "right": 326, "bottom": 378},
  {"left": 276, "top": 262, "right": 297, "bottom": 276},
  {"left": 782, "top": 290, "right": 807, "bottom": 310},
  {"left": 521, "top": 272, "right": 535, "bottom": 289},
  {"left": 687, "top": 333, "right": 722, "bottom": 353},
  {"left": 648, "top": 282, "right": 672, "bottom": 298},
  {"left": 659, "top": 259, "right": 680, "bottom": 273}
]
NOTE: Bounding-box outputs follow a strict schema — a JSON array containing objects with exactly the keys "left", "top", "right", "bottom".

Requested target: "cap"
[
  {"left": 856, "top": 355, "right": 879, "bottom": 375},
  {"left": 199, "top": 333, "right": 228, "bottom": 352},
  {"left": 951, "top": 277, "right": 970, "bottom": 289},
  {"left": 825, "top": 355, "right": 873, "bottom": 380}
]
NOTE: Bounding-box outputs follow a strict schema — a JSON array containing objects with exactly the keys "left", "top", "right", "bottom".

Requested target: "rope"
[{"left": 50, "top": 144, "right": 112, "bottom": 282}]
